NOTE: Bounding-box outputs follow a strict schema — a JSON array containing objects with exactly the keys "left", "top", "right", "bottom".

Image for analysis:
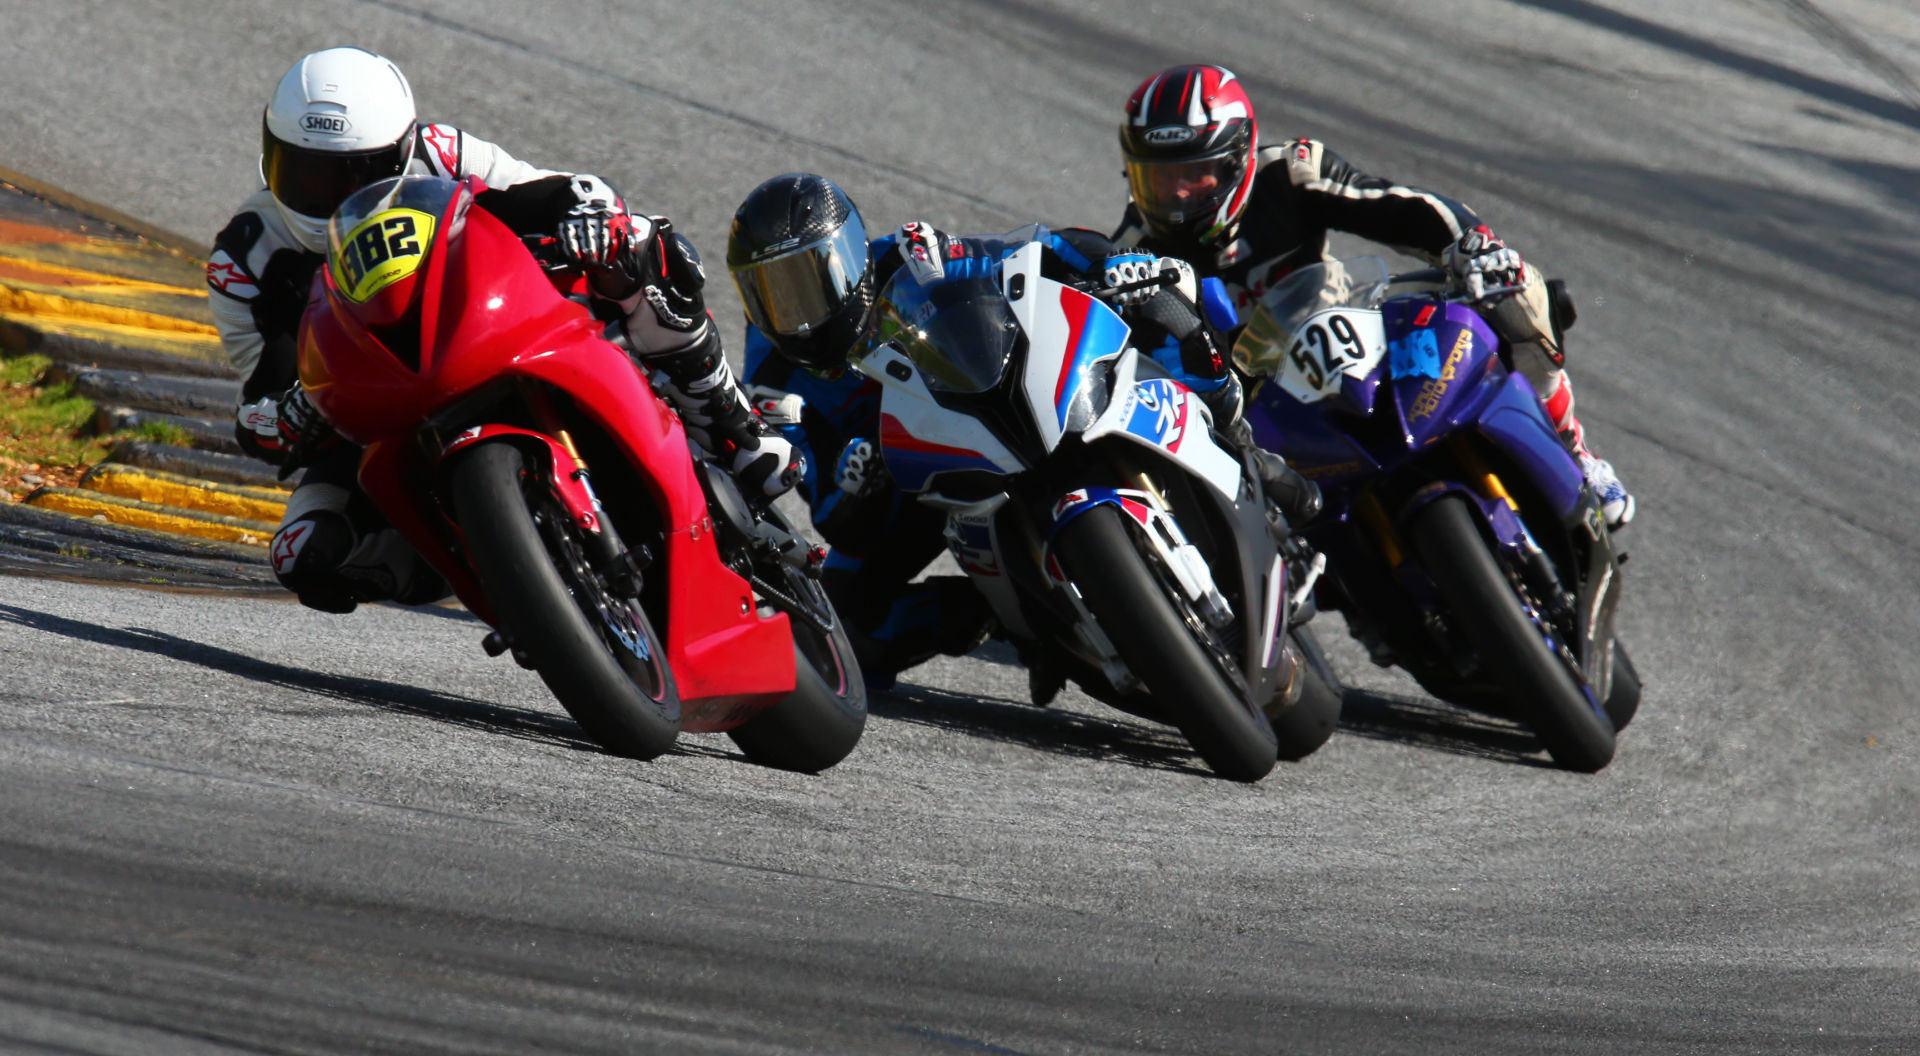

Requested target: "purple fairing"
[{"left": 1245, "top": 296, "right": 1582, "bottom": 514}]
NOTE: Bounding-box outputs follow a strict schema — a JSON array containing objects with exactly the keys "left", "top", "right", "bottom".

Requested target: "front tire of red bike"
[{"left": 451, "top": 441, "right": 681, "bottom": 760}]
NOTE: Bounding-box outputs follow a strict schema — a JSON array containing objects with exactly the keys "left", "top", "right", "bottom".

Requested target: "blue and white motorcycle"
[{"left": 852, "top": 229, "right": 1338, "bottom": 781}]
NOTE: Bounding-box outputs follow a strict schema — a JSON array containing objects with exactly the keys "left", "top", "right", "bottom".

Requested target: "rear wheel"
[
  {"left": 451, "top": 442, "right": 680, "bottom": 759},
  {"left": 727, "top": 565, "right": 867, "bottom": 772},
  {"left": 1055, "top": 505, "right": 1278, "bottom": 782},
  {"left": 1272, "top": 626, "right": 1342, "bottom": 761},
  {"left": 1409, "top": 494, "right": 1614, "bottom": 772}
]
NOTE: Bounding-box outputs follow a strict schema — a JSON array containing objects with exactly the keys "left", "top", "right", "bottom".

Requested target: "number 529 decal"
[
  {"left": 332, "top": 209, "right": 436, "bottom": 304},
  {"left": 1277, "top": 307, "right": 1386, "bottom": 404}
]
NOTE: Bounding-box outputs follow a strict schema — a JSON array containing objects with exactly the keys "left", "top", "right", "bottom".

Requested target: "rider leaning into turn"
[
  {"left": 204, "top": 46, "right": 798, "bottom": 614},
  {"left": 1111, "top": 63, "right": 1635, "bottom": 529},
  {"left": 727, "top": 173, "right": 1322, "bottom": 690}
]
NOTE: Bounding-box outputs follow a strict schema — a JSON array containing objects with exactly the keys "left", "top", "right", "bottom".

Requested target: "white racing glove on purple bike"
[{"left": 1446, "top": 225, "right": 1530, "bottom": 304}]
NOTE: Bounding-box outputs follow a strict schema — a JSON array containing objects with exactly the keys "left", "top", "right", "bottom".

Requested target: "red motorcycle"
[{"left": 295, "top": 173, "right": 865, "bottom": 771}]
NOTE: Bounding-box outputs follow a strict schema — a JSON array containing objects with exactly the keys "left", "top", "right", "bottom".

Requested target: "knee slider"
[{"left": 270, "top": 511, "right": 360, "bottom": 612}]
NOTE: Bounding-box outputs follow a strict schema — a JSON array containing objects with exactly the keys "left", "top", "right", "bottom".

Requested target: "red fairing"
[{"left": 299, "top": 176, "right": 794, "bottom": 726}]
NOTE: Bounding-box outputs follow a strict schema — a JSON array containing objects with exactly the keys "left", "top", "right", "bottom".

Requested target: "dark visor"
[
  {"left": 263, "top": 123, "right": 417, "bottom": 220},
  {"left": 731, "top": 210, "right": 870, "bottom": 337}
]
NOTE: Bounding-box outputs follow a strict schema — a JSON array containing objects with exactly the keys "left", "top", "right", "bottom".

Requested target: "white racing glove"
[
  {"left": 1446, "top": 225, "right": 1529, "bottom": 304},
  {"left": 833, "top": 438, "right": 889, "bottom": 498},
  {"left": 235, "top": 393, "right": 285, "bottom": 462},
  {"left": 1103, "top": 251, "right": 1197, "bottom": 306}
]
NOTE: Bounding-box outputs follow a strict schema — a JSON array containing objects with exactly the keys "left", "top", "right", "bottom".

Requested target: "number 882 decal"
[
  {"left": 1278, "top": 307, "right": 1386, "bottom": 404},
  {"left": 331, "top": 209, "right": 436, "bottom": 304}
]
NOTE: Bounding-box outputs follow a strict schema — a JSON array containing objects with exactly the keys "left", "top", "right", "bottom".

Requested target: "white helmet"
[{"left": 261, "top": 47, "right": 418, "bottom": 251}]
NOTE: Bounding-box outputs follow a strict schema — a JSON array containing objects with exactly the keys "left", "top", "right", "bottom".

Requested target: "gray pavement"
[{"left": 1, "top": 1, "right": 1917, "bottom": 1052}]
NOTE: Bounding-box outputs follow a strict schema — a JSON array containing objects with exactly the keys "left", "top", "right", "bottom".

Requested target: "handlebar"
[
  {"left": 1388, "top": 266, "right": 1523, "bottom": 303},
  {"left": 520, "top": 234, "right": 578, "bottom": 273},
  {"left": 1087, "top": 268, "right": 1180, "bottom": 305}
]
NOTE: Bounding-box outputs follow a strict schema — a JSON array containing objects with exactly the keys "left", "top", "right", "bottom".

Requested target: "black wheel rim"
[{"left": 527, "top": 484, "right": 670, "bottom": 704}]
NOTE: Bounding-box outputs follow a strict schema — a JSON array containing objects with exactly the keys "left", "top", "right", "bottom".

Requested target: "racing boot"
[
  {"left": 1213, "top": 404, "right": 1323, "bottom": 534},
  {"left": 1542, "top": 372, "right": 1633, "bottom": 529},
  {"left": 271, "top": 452, "right": 450, "bottom": 614},
  {"left": 641, "top": 333, "right": 802, "bottom": 498}
]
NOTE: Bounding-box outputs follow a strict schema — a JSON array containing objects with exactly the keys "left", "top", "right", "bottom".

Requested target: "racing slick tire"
[
  {"left": 1410, "top": 493, "right": 1615, "bottom": 772},
  {"left": 451, "top": 441, "right": 681, "bottom": 760},
  {"left": 1056, "top": 504, "right": 1279, "bottom": 782}
]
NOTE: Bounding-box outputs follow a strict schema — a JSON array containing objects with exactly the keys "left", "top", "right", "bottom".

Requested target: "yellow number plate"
[{"left": 332, "top": 208, "right": 436, "bottom": 303}]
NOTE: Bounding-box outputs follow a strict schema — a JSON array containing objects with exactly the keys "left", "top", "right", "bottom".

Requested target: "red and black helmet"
[{"left": 1119, "top": 64, "right": 1259, "bottom": 246}]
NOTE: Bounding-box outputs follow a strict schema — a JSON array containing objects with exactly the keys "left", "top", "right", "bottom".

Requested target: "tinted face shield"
[
  {"left": 731, "top": 210, "right": 870, "bottom": 338},
  {"left": 262, "top": 119, "right": 417, "bottom": 220},
  {"left": 1124, "top": 149, "right": 1244, "bottom": 235}
]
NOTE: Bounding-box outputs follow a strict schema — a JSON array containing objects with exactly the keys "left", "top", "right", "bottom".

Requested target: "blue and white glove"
[
  {"left": 834, "top": 438, "right": 889, "bottom": 498},
  {"left": 1103, "top": 252, "right": 1198, "bottom": 306},
  {"left": 1446, "top": 225, "right": 1529, "bottom": 304}
]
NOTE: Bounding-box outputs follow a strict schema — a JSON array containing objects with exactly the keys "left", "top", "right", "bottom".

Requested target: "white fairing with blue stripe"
[
  {"left": 1003, "top": 243, "right": 1124, "bottom": 451},
  {"left": 1083, "top": 349, "right": 1245, "bottom": 499},
  {"left": 857, "top": 342, "right": 1023, "bottom": 494}
]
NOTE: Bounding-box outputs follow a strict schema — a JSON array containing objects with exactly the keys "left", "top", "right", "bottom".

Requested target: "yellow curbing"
[
  {"left": 25, "top": 486, "right": 276, "bottom": 547},
  {"left": 0, "top": 284, "right": 217, "bottom": 336},
  {"left": 0, "top": 253, "right": 206, "bottom": 296},
  {"left": 79, "top": 463, "right": 288, "bottom": 523}
]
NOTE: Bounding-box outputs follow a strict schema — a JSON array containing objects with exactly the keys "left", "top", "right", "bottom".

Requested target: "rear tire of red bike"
[
  {"left": 451, "top": 441, "right": 681, "bottom": 760},
  {"left": 727, "top": 631, "right": 867, "bottom": 773}
]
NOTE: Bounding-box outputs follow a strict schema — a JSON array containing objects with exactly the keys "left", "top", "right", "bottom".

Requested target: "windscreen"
[
  {"left": 875, "top": 274, "right": 1022, "bottom": 394},
  {"left": 1232, "top": 256, "right": 1391, "bottom": 376},
  {"left": 326, "top": 175, "right": 459, "bottom": 304}
]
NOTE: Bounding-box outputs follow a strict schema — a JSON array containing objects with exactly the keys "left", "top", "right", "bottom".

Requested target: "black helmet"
[{"left": 727, "top": 174, "right": 874, "bottom": 372}]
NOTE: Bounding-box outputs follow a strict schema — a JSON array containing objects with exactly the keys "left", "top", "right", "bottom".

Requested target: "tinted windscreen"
[{"left": 877, "top": 275, "right": 1021, "bottom": 394}]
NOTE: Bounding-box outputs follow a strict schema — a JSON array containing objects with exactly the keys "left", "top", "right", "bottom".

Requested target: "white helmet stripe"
[{"left": 1134, "top": 74, "right": 1164, "bottom": 125}]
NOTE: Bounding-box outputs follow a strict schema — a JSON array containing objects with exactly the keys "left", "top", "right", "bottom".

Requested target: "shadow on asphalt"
[
  {"left": 1335, "top": 687, "right": 1553, "bottom": 768},
  {"left": 877, "top": 658, "right": 1557, "bottom": 773},
  {"left": 0, "top": 601, "right": 603, "bottom": 754},
  {"left": 870, "top": 680, "right": 1219, "bottom": 780}
]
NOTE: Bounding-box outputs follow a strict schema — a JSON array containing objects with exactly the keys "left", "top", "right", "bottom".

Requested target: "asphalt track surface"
[{"left": 3, "top": 1, "right": 1919, "bottom": 1052}]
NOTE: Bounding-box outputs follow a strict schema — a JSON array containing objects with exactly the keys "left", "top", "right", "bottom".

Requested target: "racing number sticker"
[
  {"left": 1279, "top": 308, "right": 1386, "bottom": 403},
  {"left": 332, "top": 208, "right": 436, "bottom": 303}
]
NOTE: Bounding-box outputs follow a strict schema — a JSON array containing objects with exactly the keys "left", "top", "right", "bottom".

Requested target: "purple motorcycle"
[{"left": 1234, "top": 257, "right": 1639, "bottom": 772}]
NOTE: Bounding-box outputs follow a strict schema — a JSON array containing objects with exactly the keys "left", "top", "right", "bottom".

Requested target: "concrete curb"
[
  {"left": 109, "top": 439, "right": 299, "bottom": 489},
  {"left": 56, "top": 364, "right": 238, "bottom": 418},
  {"left": 0, "top": 172, "right": 285, "bottom": 580},
  {"left": 0, "top": 317, "right": 234, "bottom": 378},
  {"left": 0, "top": 501, "right": 275, "bottom": 588},
  {"left": 0, "top": 284, "right": 216, "bottom": 337},
  {"left": 24, "top": 485, "right": 276, "bottom": 547},
  {"left": 95, "top": 406, "right": 241, "bottom": 455},
  {"left": 0, "top": 165, "right": 208, "bottom": 259},
  {"left": 79, "top": 463, "right": 287, "bottom": 523}
]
